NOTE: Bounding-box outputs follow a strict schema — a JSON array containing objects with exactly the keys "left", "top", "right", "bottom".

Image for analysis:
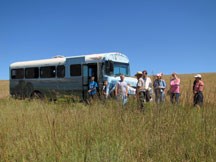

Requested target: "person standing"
[
  {"left": 169, "top": 72, "right": 180, "bottom": 104},
  {"left": 102, "top": 80, "right": 108, "bottom": 99},
  {"left": 115, "top": 74, "right": 128, "bottom": 107},
  {"left": 135, "top": 71, "right": 145, "bottom": 111},
  {"left": 153, "top": 73, "right": 166, "bottom": 104},
  {"left": 88, "top": 76, "right": 98, "bottom": 102},
  {"left": 193, "top": 74, "right": 204, "bottom": 107},
  {"left": 142, "top": 70, "right": 152, "bottom": 102}
]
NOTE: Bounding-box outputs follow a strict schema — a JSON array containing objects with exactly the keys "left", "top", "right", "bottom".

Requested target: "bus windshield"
[{"left": 105, "top": 62, "right": 130, "bottom": 76}]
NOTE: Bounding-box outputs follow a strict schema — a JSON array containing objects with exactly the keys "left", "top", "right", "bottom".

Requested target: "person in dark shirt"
[{"left": 193, "top": 74, "right": 204, "bottom": 107}]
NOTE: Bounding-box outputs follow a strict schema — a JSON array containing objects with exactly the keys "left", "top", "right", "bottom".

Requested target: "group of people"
[{"left": 87, "top": 71, "right": 205, "bottom": 109}]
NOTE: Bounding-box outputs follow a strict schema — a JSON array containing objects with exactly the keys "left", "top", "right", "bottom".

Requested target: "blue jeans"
[
  {"left": 155, "top": 89, "right": 165, "bottom": 104},
  {"left": 170, "top": 93, "right": 180, "bottom": 104}
]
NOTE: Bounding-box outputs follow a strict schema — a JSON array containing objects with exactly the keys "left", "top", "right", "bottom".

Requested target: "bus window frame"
[
  {"left": 25, "top": 67, "right": 39, "bottom": 79},
  {"left": 57, "top": 65, "right": 65, "bottom": 78},
  {"left": 40, "top": 66, "right": 56, "bottom": 78},
  {"left": 11, "top": 68, "right": 24, "bottom": 79},
  {"left": 70, "top": 64, "right": 81, "bottom": 77}
]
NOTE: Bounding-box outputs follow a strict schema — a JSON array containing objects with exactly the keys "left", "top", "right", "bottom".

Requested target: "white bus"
[{"left": 10, "top": 52, "right": 137, "bottom": 100}]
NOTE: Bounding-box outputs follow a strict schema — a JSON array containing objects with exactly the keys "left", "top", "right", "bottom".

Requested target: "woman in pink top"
[{"left": 169, "top": 72, "right": 180, "bottom": 104}]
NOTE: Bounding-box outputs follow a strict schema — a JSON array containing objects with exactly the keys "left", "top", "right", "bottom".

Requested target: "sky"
[{"left": 1, "top": 0, "right": 216, "bottom": 80}]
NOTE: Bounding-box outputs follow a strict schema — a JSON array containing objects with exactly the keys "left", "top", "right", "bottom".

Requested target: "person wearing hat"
[
  {"left": 135, "top": 71, "right": 145, "bottom": 111},
  {"left": 193, "top": 74, "right": 204, "bottom": 107},
  {"left": 142, "top": 70, "right": 152, "bottom": 102},
  {"left": 169, "top": 72, "right": 180, "bottom": 104},
  {"left": 153, "top": 73, "right": 167, "bottom": 104}
]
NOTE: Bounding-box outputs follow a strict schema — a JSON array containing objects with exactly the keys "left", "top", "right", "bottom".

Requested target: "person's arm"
[
  {"left": 170, "top": 79, "right": 174, "bottom": 86},
  {"left": 173, "top": 78, "right": 180, "bottom": 86},
  {"left": 115, "top": 83, "right": 118, "bottom": 96},
  {"left": 198, "top": 81, "right": 204, "bottom": 92},
  {"left": 126, "top": 84, "right": 128, "bottom": 96},
  {"left": 148, "top": 78, "right": 152, "bottom": 90},
  {"left": 162, "top": 80, "right": 166, "bottom": 89}
]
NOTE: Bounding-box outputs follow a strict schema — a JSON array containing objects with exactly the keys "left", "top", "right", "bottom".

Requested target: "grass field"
[{"left": 0, "top": 73, "right": 216, "bottom": 161}]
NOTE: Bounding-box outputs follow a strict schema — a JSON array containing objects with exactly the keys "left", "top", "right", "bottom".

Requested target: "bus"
[{"left": 9, "top": 52, "right": 137, "bottom": 100}]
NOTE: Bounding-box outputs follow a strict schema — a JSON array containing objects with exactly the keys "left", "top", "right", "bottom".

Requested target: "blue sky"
[{"left": 1, "top": 0, "right": 216, "bottom": 79}]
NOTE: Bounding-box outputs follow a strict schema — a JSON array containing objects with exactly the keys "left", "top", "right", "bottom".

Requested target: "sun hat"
[
  {"left": 156, "top": 73, "right": 161, "bottom": 77},
  {"left": 135, "top": 71, "right": 143, "bottom": 76},
  {"left": 194, "top": 74, "right": 202, "bottom": 78}
]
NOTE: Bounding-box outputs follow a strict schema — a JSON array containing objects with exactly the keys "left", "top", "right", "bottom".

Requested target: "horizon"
[{"left": 1, "top": 0, "right": 216, "bottom": 79}]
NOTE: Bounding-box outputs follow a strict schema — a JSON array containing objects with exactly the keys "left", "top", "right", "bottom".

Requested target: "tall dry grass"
[
  {"left": 0, "top": 80, "right": 9, "bottom": 99},
  {"left": 0, "top": 73, "right": 216, "bottom": 161}
]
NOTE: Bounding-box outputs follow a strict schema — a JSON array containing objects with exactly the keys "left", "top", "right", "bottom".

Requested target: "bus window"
[
  {"left": 25, "top": 67, "right": 39, "bottom": 79},
  {"left": 11, "top": 68, "right": 24, "bottom": 79},
  {"left": 70, "top": 64, "right": 81, "bottom": 76},
  {"left": 57, "top": 65, "right": 65, "bottom": 78},
  {"left": 113, "top": 63, "right": 129, "bottom": 76},
  {"left": 40, "top": 66, "right": 56, "bottom": 78},
  {"left": 105, "top": 61, "right": 114, "bottom": 75}
]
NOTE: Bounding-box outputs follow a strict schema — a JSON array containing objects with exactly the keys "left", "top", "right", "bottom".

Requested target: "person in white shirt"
[
  {"left": 115, "top": 74, "right": 128, "bottom": 107},
  {"left": 142, "top": 70, "right": 152, "bottom": 102}
]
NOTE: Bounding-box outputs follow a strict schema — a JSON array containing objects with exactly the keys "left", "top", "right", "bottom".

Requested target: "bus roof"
[
  {"left": 10, "top": 57, "right": 66, "bottom": 69},
  {"left": 82, "top": 52, "right": 129, "bottom": 63},
  {"left": 10, "top": 52, "right": 129, "bottom": 69}
]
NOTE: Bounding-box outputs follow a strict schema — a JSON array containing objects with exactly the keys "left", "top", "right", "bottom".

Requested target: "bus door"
[
  {"left": 87, "top": 64, "right": 98, "bottom": 82},
  {"left": 82, "top": 63, "right": 98, "bottom": 99}
]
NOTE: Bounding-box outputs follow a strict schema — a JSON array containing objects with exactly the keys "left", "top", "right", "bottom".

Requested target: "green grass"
[
  {"left": 0, "top": 73, "right": 216, "bottom": 161},
  {"left": 0, "top": 98, "right": 216, "bottom": 162}
]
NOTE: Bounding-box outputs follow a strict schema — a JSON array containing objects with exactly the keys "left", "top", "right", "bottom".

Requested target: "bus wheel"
[{"left": 30, "top": 91, "right": 44, "bottom": 100}]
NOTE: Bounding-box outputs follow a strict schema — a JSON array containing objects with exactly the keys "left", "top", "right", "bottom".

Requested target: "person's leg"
[
  {"left": 175, "top": 93, "right": 180, "bottom": 104},
  {"left": 194, "top": 93, "right": 198, "bottom": 106},
  {"left": 122, "top": 95, "right": 128, "bottom": 107},
  {"left": 160, "top": 91, "right": 165, "bottom": 103},
  {"left": 139, "top": 92, "right": 145, "bottom": 111},
  {"left": 145, "top": 90, "right": 150, "bottom": 102},
  {"left": 170, "top": 93, "right": 174, "bottom": 104},
  {"left": 200, "top": 92, "right": 204, "bottom": 106},
  {"left": 197, "top": 92, "right": 203, "bottom": 107},
  {"left": 143, "top": 91, "right": 146, "bottom": 103},
  {"left": 155, "top": 89, "right": 160, "bottom": 104},
  {"left": 116, "top": 95, "right": 122, "bottom": 108}
]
